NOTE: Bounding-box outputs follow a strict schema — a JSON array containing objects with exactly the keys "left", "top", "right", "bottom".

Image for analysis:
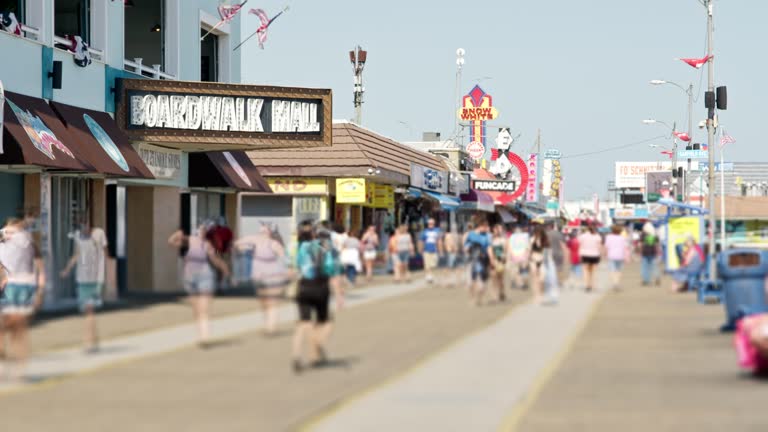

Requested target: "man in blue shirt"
[
  {"left": 464, "top": 218, "right": 495, "bottom": 306},
  {"left": 419, "top": 218, "right": 443, "bottom": 283}
]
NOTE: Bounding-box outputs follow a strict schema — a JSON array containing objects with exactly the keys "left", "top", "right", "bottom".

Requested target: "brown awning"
[
  {"left": 49, "top": 101, "right": 153, "bottom": 179},
  {"left": 189, "top": 151, "right": 271, "bottom": 192},
  {"left": 1, "top": 91, "right": 93, "bottom": 170}
]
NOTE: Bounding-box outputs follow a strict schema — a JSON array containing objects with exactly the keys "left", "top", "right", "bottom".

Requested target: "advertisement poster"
[
  {"left": 335, "top": 178, "right": 367, "bottom": 204},
  {"left": 665, "top": 216, "right": 704, "bottom": 270}
]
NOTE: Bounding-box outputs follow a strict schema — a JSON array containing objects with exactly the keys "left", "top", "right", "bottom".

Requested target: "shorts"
[
  {"left": 609, "top": 260, "right": 624, "bottom": 272},
  {"left": 396, "top": 251, "right": 410, "bottom": 264},
  {"left": 470, "top": 260, "right": 490, "bottom": 282},
  {"left": 363, "top": 250, "right": 377, "bottom": 261},
  {"left": 570, "top": 263, "right": 582, "bottom": 276},
  {"left": 423, "top": 252, "right": 439, "bottom": 270},
  {"left": 184, "top": 272, "right": 216, "bottom": 295},
  {"left": 296, "top": 278, "right": 331, "bottom": 323},
  {"left": 77, "top": 283, "right": 103, "bottom": 311},
  {"left": 1, "top": 283, "right": 37, "bottom": 315},
  {"left": 581, "top": 256, "right": 600, "bottom": 265}
]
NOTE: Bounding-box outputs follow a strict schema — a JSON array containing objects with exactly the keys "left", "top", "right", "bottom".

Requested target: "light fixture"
[
  {"left": 649, "top": 80, "right": 666, "bottom": 85},
  {"left": 150, "top": 24, "right": 161, "bottom": 33},
  {"left": 642, "top": 119, "right": 657, "bottom": 124}
]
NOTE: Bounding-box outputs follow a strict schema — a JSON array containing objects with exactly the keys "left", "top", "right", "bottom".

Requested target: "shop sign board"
[
  {"left": 615, "top": 161, "right": 676, "bottom": 189},
  {"left": 116, "top": 78, "right": 332, "bottom": 149},
  {"left": 544, "top": 149, "right": 562, "bottom": 160},
  {"left": 267, "top": 177, "right": 327, "bottom": 195},
  {"left": 466, "top": 141, "right": 485, "bottom": 160},
  {"left": 666, "top": 216, "right": 703, "bottom": 271},
  {"left": 371, "top": 184, "right": 395, "bottom": 209},
  {"left": 336, "top": 178, "right": 367, "bottom": 204},
  {"left": 410, "top": 163, "right": 448, "bottom": 194},
  {"left": 136, "top": 143, "right": 182, "bottom": 180},
  {"left": 459, "top": 85, "right": 498, "bottom": 166},
  {"left": 526, "top": 153, "right": 539, "bottom": 202},
  {"left": 472, "top": 179, "right": 517, "bottom": 192},
  {"left": 449, "top": 173, "right": 470, "bottom": 195}
]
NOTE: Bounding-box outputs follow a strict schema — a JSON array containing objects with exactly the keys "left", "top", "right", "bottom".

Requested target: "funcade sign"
[{"left": 473, "top": 180, "right": 517, "bottom": 192}]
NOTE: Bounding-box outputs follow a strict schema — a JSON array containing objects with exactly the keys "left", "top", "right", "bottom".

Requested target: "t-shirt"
[
  {"left": 547, "top": 230, "right": 565, "bottom": 261},
  {"left": 640, "top": 232, "right": 659, "bottom": 257},
  {"left": 604, "top": 234, "right": 627, "bottom": 262},
  {"left": 578, "top": 232, "right": 603, "bottom": 258},
  {"left": 343, "top": 237, "right": 361, "bottom": 251},
  {"left": 0, "top": 229, "right": 36, "bottom": 284},
  {"left": 566, "top": 238, "right": 580, "bottom": 265},
  {"left": 507, "top": 232, "right": 530, "bottom": 263},
  {"left": 465, "top": 231, "right": 491, "bottom": 261},
  {"left": 420, "top": 228, "right": 442, "bottom": 254}
]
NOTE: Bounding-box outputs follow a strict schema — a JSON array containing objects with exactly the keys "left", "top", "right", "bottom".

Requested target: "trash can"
[{"left": 718, "top": 249, "right": 768, "bottom": 331}]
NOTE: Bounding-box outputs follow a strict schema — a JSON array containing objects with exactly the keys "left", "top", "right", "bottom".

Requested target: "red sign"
[{"left": 467, "top": 141, "right": 485, "bottom": 160}]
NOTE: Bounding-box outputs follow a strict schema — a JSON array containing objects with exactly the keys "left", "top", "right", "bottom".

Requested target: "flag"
[
  {"left": 720, "top": 132, "right": 736, "bottom": 147},
  {"left": 0, "top": 11, "right": 22, "bottom": 36},
  {"left": 678, "top": 55, "right": 711, "bottom": 69},
  {"left": 700, "top": 143, "right": 708, "bottom": 151},
  {"left": 661, "top": 150, "right": 673, "bottom": 159},
  {"left": 218, "top": 1, "right": 247, "bottom": 22},
  {"left": 672, "top": 131, "right": 691, "bottom": 142}
]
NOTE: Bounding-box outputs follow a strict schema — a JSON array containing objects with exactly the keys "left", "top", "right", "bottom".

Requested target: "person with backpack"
[
  {"left": 168, "top": 221, "right": 230, "bottom": 348},
  {"left": 59, "top": 219, "right": 108, "bottom": 352},
  {"left": 234, "top": 222, "right": 289, "bottom": 336},
  {"left": 291, "top": 221, "right": 343, "bottom": 373},
  {"left": 640, "top": 222, "right": 661, "bottom": 286},
  {"left": 464, "top": 217, "right": 494, "bottom": 307}
]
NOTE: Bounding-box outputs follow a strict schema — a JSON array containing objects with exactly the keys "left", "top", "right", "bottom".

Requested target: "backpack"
[
  {"left": 466, "top": 232, "right": 489, "bottom": 262},
  {"left": 297, "top": 240, "right": 339, "bottom": 280}
]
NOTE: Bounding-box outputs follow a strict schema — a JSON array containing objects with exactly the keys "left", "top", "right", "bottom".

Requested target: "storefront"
[
  {"left": 407, "top": 163, "right": 459, "bottom": 231},
  {"left": 112, "top": 78, "right": 331, "bottom": 294},
  {"left": 1, "top": 90, "right": 154, "bottom": 308}
]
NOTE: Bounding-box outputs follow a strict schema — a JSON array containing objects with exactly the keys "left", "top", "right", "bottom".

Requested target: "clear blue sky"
[{"left": 242, "top": 0, "right": 768, "bottom": 201}]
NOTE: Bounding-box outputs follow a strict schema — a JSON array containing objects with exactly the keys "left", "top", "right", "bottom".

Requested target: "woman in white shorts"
[{"left": 360, "top": 225, "right": 379, "bottom": 283}]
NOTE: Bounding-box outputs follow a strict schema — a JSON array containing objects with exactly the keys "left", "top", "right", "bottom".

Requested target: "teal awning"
[{"left": 424, "top": 191, "right": 460, "bottom": 211}]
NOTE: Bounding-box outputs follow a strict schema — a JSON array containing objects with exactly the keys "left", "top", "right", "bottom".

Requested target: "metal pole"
[
  {"left": 705, "top": 0, "right": 717, "bottom": 280},
  {"left": 720, "top": 141, "right": 726, "bottom": 250},
  {"left": 671, "top": 121, "right": 678, "bottom": 200},
  {"left": 686, "top": 83, "right": 693, "bottom": 203}
]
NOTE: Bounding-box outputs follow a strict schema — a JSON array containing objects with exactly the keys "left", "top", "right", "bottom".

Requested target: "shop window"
[
  {"left": 124, "top": 0, "right": 165, "bottom": 77},
  {"left": 54, "top": 0, "right": 90, "bottom": 45},
  {"left": 0, "top": 0, "right": 24, "bottom": 23},
  {"left": 200, "top": 29, "right": 219, "bottom": 82}
]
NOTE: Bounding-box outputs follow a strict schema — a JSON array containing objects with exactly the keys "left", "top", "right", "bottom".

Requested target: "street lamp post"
[
  {"left": 453, "top": 48, "right": 465, "bottom": 147},
  {"left": 704, "top": 0, "right": 717, "bottom": 281},
  {"left": 650, "top": 79, "right": 694, "bottom": 201}
]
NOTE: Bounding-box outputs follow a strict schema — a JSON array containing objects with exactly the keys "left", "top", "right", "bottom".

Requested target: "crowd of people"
[{"left": 2, "top": 210, "right": 742, "bottom": 379}]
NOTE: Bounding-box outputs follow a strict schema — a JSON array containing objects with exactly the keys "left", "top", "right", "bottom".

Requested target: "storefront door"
[{"left": 50, "top": 176, "right": 91, "bottom": 304}]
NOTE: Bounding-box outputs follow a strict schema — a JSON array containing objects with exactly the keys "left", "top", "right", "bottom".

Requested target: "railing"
[
  {"left": 53, "top": 35, "right": 104, "bottom": 61},
  {"left": 123, "top": 58, "right": 176, "bottom": 80},
  {"left": 20, "top": 24, "right": 40, "bottom": 41}
]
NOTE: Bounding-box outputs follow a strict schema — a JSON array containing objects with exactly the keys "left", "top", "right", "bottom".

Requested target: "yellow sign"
[
  {"left": 336, "top": 178, "right": 367, "bottom": 204},
  {"left": 371, "top": 184, "right": 395, "bottom": 209},
  {"left": 666, "top": 216, "right": 703, "bottom": 270},
  {"left": 267, "top": 177, "right": 327, "bottom": 195}
]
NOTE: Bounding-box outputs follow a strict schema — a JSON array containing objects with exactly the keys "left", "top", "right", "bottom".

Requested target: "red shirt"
[{"left": 567, "top": 238, "right": 580, "bottom": 265}]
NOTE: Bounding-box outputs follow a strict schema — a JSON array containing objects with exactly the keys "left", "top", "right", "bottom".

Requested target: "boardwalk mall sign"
[{"left": 116, "top": 78, "right": 332, "bottom": 150}]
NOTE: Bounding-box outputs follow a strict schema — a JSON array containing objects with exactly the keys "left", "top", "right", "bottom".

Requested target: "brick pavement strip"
[
  {"left": 513, "top": 266, "right": 768, "bottom": 432},
  {"left": 0, "top": 282, "right": 527, "bottom": 432}
]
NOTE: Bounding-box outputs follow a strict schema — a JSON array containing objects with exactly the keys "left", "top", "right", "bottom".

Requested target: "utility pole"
[
  {"left": 671, "top": 121, "right": 678, "bottom": 199},
  {"left": 453, "top": 48, "right": 465, "bottom": 147},
  {"left": 349, "top": 46, "right": 367, "bottom": 125},
  {"left": 705, "top": 0, "right": 717, "bottom": 280}
]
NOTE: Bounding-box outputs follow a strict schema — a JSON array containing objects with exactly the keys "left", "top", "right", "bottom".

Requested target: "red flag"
[
  {"left": 672, "top": 131, "right": 691, "bottom": 142},
  {"left": 678, "top": 55, "right": 711, "bottom": 69},
  {"left": 720, "top": 132, "right": 736, "bottom": 147},
  {"left": 661, "top": 150, "right": 673, "bottom": 159}
]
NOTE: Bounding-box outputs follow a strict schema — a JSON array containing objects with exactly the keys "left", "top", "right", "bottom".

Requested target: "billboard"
[{"left": 615, "top": 161, "right": 696, "bottom": 189}]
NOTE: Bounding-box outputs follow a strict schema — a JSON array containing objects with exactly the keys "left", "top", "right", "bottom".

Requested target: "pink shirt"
[
  {"left": 604, "top": 234, "right": 627, "bottom": 261},
  {"left": 578, "top": 233, "right": 603, "bottom": 258}
]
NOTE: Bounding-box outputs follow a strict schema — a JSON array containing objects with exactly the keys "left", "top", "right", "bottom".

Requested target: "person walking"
[
  {"left": 59, "top": 220, "right": 108, "bottom": 352},
  {"left": 360, "top": 225, "right": 379, "bottom": 282},
  {"left": 639, "top": 222, "right": 661, "bottom": 286},
  {"left": 578, "top": 225, "right": 603, "bottom": 293},
  {"left": 168, "top": 222, "right": 230, "bottom": 347},
  {"left": 464, "top": 218, "right": 493, "bottom": 306},
  {"left": 604, "top": 225, "right": 629, "bottom": 291},
  {"left": 340, "top": 229, "right": 363, "bottom": 288},
  {"left": 0, "top": 218, "right": 45, "bottom": 381},
  {"left": 393, "top": 224, "right": 414, "bottom": 283},
  {"left": 490, "top": 224, "right": 507, "bottom": 302},
  {"left": 292, "top": 221, "right": 343, "bottom": 373},
  {"left": 442, "top": 227, "right": 460, "bottom": 287},
  {"left": 506, "top": 225, "right": 530, "bottom": 290},
  {"left": 546, "top": 223, "right": 567, "bottom": 288},
  {"left": 419, "top": 218, "right": 443, "bottom": 284},
  {"left": 234, "top": 223, "right": 289, "bottom": 335},
  {"left": 565, "top": 230, "right": 582, "bottom": 289},
  {"left": 528, "top": 225, "right": 551, "bottom": 305}
]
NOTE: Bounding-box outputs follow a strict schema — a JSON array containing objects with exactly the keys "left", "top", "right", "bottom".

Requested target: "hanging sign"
[
  {"left": 410, "top": 163, "right": 448, "bottom": 193},
  {"left": 335, "top": 178, "right": 367, "bottom": 204},
  {"left": 136, "top": 143, "right": 182, "bottom": 180},
  {"left": 458, "top": 85, "right": 498, "bottom": 165},
  {"left": 526, "top": 153, "right": 539, "bottom": 202}
]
